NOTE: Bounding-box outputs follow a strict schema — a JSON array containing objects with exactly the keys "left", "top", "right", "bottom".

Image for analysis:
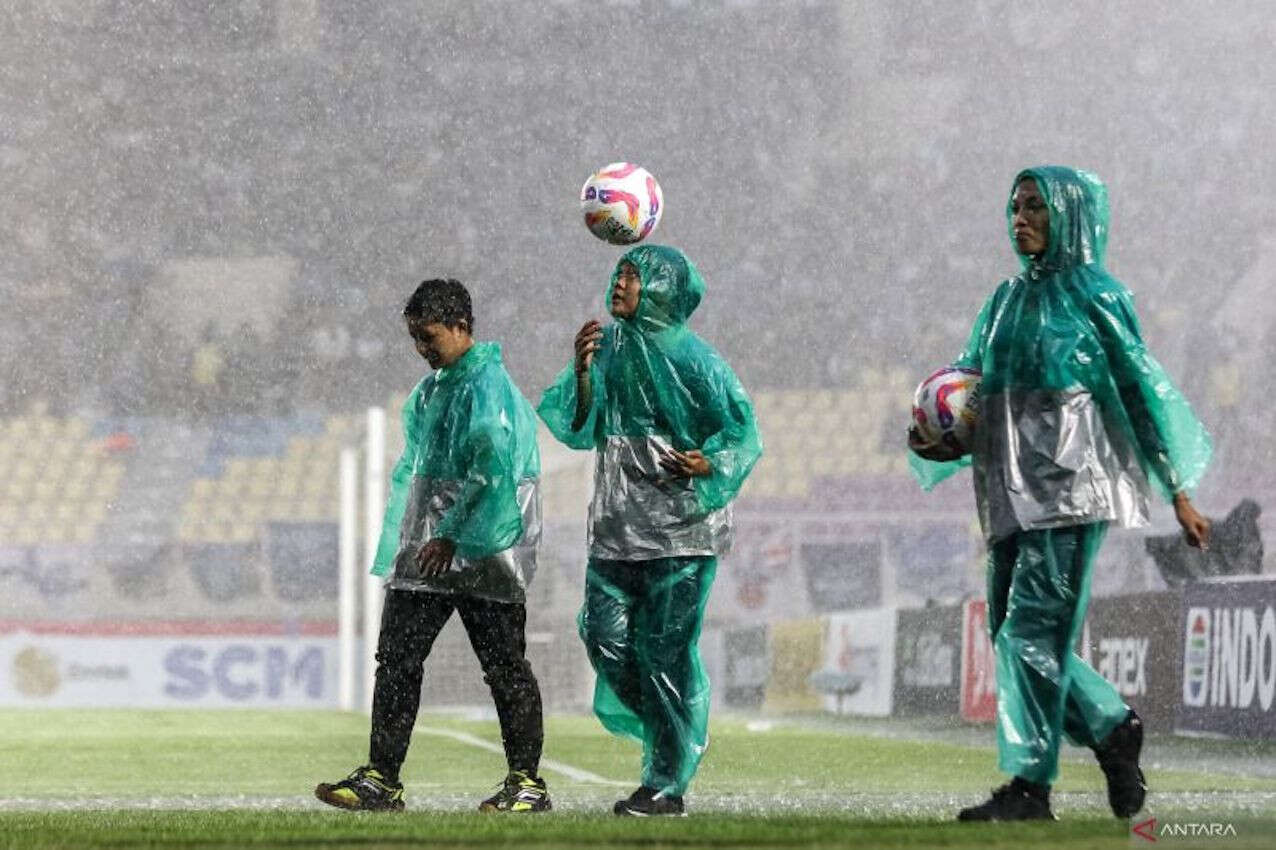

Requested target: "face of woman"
[
  {"left": 610, "top": 262, "right": 641, "bottom": 319},
  {"left": 1010, "top": 178, "right": 1050, "bottom": 257}
]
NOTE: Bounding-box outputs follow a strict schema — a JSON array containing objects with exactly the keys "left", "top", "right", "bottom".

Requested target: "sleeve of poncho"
[
  {"left": 1089, "top": 286, "right": 1212, "bottom": 499},
  {"left": 537, "top": 360, "right": 603, "bottom": 450},
  {"left": 690, "top": 355, "right": 762, "bottom": 513}
]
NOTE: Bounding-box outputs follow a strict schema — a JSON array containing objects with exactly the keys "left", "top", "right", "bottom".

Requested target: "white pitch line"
[{"left": 416, "top": 726, "right": 629, "bottom": 787}]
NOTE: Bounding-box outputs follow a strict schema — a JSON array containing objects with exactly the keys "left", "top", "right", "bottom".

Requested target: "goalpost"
[{"left": 336, "top": 406, "right": 388, "bottom": 714}]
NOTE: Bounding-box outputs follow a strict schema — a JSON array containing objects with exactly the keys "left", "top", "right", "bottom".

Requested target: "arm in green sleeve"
[
  {"left": 689, "top": 357, "right": 763, "bottom": 513},
  {"left": 1090, "top": 288, "right": 1209, "bottom": 498},
  {"left": 537, "top": 361, "right": 602, "bottom": 450}
]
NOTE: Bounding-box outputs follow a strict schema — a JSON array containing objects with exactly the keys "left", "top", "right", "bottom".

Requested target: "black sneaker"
[
  {"left": 957, "top": 780, "right": 1055, "bottom": 822},
  {"left": 315, "top": 766, "right": 405, "bottom": 811},
  {"left": 1095, "top": 709, "right": 1147, "bottom": 818},
  {"left": 613, "top": 786, "right": 686, "bottom": 817},
  {"left": 478, "top": 770, "right": 552, "bottom": 813}
]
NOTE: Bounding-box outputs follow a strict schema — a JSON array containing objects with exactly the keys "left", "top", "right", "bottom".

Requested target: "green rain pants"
[
  {"left": 578, "top": 556, "right": 716, "bottom": 797},
  {"left": 987, "top": 522, "right": 1130, "bottom": 785}
]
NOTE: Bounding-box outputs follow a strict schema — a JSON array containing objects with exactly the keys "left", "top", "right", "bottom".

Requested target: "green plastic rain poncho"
[
  {"left": 371, "top": 342, "right": 542, "bottom": 604},
  {"left": 912, "top": 167, "right": 1212, "bottom": 785},
  {"left": 912, "top": 166, "right": 1212, "bottom": 541},
  {"left": 538, "top": 244, "right": 762, "bottom": 796}
]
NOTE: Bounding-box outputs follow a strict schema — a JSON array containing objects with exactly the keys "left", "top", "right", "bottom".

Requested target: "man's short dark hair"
[{"left": 403, "top": 278, "right": 474, "bottom": 332}]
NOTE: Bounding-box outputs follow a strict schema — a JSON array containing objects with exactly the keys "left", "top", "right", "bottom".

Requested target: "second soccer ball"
[{"left": 912, "top": 366, "right": 981, "bottom": 455}]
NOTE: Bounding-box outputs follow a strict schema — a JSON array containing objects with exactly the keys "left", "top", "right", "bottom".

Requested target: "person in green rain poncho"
[
  {"left": 539, "top": 245, "right": 762, "bottom": 816},
  {"left": 909, "top": 167, "right": 1213, "bottom": 822},
  {"left": 316, "top": 279, "right": 551, "bottom": 814}
]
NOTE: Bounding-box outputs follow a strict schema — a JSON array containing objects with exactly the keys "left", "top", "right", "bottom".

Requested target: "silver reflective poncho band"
[
  {"left": 389, "top": 476, "right": 541, "bottom": 600},
  {"left": 588, "top": 435, "right": 732, "bottom": 561},
  {"left": 974, "top": 388, "right": 1150, "bottom": 542}
]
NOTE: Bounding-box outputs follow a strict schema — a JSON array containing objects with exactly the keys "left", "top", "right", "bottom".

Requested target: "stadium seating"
[
  {"left": 741, "top": 371, "right": 913, "bottom": 500},
  {"left": 1, "top": 376, "right": 919, "bottom": 549},
  {"left": 0, "top": 415, "right": 124, "bottom": 545},
  {"left": 179, "top": 414, "right": 356, "bottom": 543}
]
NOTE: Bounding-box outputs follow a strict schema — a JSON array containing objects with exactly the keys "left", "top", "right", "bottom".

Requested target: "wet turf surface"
[{"left": 2, "top": 710, "right": 1274, "bottom": 847}]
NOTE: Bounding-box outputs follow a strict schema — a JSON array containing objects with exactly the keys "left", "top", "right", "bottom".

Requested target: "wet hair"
[{"left": 403, "top": 278, "right": 474, "bottom": 332}]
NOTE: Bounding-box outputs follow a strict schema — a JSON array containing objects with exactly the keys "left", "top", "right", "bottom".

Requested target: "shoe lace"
[{"left": 490, "top": 771, "right": 530, "bottom": 795}]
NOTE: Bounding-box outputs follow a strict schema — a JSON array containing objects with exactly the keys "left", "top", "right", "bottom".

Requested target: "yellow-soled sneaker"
[
  {"left": 478, "top": 770, "right": 552, "bottom": 813},
  {"left": 315, "top": 766, "right": 405, "bottom": 811}
]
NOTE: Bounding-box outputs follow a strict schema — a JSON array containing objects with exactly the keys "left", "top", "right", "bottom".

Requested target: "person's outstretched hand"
[
  {"left": 575, "top": 319, "right": 603, "bottom": 373},
  {"left": 1173, "top": 493, "right": 1211, "bottom": 550}
]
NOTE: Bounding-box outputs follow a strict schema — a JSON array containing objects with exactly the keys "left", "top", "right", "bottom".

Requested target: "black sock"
[{"left": 371, "top": 764, "right": 399, "bottom": 786}]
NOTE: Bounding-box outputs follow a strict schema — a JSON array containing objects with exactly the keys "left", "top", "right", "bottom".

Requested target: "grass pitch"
[{"left": 1, "top": 709, "right": 1273, "bottom": 848}]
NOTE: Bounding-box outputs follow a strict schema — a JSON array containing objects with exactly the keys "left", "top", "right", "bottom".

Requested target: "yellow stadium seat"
[
  {"left": 781, "top": 477, "right": 809, "bottom": 498},
  {"left": 177, "top": 520, "right": 199, "bottom": 543},
  {"left": 49, "top": 438, "right": 75, "bottom": 460},
  {"left": 807, "top": 389, "right": 835, "bottom": 411},
  {"left": 241, "top": 500, "right": 268, "bottom": 521},
  {"left": 33, "top": 478, "right": 58, "bottom": 500},
  {"left": 224, "top": 458, "right": 251, "bottom": 479},
  {"left": 228, "top": 476, "right": 255, "bottom": 498},
  {"left": 12, "top": 524, "right": 38, "bottom": 545}
]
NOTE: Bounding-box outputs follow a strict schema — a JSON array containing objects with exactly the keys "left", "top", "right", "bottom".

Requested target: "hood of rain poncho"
[
  {"left": 538, "top": 244, "right": 761, "bottom": 518},
  {"left": 910, "top": 166, "right": 1211, "bottom": 509},
  {"left": 371, "top": 342, "right": 541, "bottom": 592}
]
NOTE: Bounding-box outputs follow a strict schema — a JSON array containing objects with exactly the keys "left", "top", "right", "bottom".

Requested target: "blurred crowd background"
[{"left": 2, "top": 1, "right": 1273, "bottom": 628}]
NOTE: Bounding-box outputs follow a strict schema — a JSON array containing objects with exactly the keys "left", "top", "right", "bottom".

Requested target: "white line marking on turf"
[{"left": 415, "top": 726, "right": 629, "bottom": 787}]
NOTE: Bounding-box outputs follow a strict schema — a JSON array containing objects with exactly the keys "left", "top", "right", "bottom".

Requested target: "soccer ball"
[
  {"left": 912, "top": 366, "right": 982, "bottom": 454},
  {"left": 580, "top": 162, "right": 663, "bottom": 245}
]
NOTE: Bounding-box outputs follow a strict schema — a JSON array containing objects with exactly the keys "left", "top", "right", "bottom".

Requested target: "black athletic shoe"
[
  {"left": 478, "top": 770, "right": 552, "bottom": 813},
  {"left": 314, "top": 766, "right": 405, "bottom": 811},
  {"left": 1095, "top": 709, "right": 1147, "bottom": 818},
  {"left": 613, "top": 785, "right": 686, "bottom": 817},
  {"left": 957, "top": 780, "right": 1055, "bottom": 822}
]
